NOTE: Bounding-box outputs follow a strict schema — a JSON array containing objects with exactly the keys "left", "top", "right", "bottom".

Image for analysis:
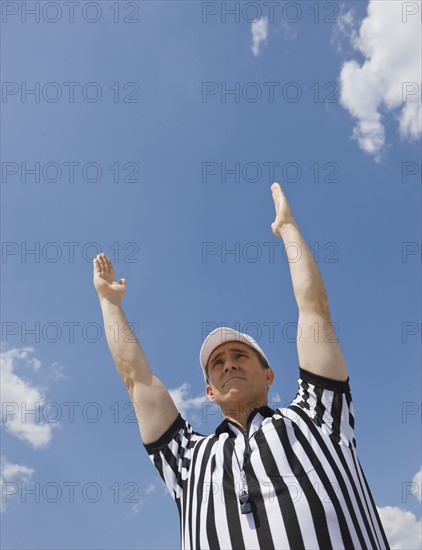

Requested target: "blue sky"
[{"left": 1, "top": 1, "right": 421, "bottom": 549}]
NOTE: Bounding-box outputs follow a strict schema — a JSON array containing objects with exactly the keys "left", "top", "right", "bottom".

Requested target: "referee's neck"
[{"left": 220, "top": 400, "right": 269, "bottom": 431}]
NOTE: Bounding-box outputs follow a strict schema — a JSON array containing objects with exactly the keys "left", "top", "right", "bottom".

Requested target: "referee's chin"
[{"left": 209, "top": 390, "right": 270, "bottom": 423}]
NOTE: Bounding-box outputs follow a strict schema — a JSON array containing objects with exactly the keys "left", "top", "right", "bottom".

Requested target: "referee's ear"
[
  {"left": 265, "top": 367, "right": 275, "bottom": 389},
  {"left": 205, "top": 384, "right": 216, "bottom": 402}
]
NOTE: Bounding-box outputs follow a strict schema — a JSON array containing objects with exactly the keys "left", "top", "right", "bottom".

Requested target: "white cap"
[{"left": 199, "top": 327, "right": 270, "bottom": 380}]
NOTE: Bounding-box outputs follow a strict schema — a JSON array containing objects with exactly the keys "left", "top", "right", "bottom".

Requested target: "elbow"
[
  {"left": 124, "top": 377, "right": 134, "bottom": 401},
  {"left": 116, "top": 358, "right": 152, "bottom": 388},
  {"left": 116, "top": 358, "right": 136, "bottom": 388}
]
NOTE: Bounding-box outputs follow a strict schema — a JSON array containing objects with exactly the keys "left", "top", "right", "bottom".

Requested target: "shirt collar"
[{"left": 215, "top": 405, "right": 275, "bottom": 436}]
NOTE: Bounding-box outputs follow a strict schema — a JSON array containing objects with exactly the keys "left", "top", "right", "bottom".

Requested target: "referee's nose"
[{"left": 223, "top": 360, "right": 239, "bottom": 373}]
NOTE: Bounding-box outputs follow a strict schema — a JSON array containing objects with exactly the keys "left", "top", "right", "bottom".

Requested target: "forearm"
[
  {"left": 279, "top": 222, "right": 329, "bottom": 312},
  {"left": 99, "top": 297, "right": 152, "bottom": 385}
]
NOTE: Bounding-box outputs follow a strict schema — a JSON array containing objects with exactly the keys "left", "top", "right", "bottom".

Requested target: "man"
[{"left": 93, "top": 183, "right": 389, "bottom": 549}]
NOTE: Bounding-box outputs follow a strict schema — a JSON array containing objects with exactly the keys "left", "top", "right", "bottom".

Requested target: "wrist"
[
  {"left": 99, "top": 295, "right": 123, "bottom": 308},
  {"left": 277, "top": 220, "right": 298, "bottom": 237}
]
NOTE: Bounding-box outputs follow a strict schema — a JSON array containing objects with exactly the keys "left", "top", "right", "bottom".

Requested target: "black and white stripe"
[{"left": 144, "top": 368, "right": 390, "bottom": 549}]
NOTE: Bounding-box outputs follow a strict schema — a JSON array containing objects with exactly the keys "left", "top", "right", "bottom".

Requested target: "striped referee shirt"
[{"left": 144, "top": 368, "right": 390, "bottom": 549}]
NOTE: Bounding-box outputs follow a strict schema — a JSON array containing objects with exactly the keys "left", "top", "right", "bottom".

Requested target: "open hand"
[
  {"left": 93, "top": 253, "right": 127, "bottom": 302},
  {"left": 271, "top": 182, "right": 296, "bottom": 237}
]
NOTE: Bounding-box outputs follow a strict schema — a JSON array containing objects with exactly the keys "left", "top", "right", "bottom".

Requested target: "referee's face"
[{"left": 205, "top": 342, "right": 274, "bottom": 416}]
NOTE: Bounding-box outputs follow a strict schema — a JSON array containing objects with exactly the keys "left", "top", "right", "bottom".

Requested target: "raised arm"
[
  {"left": 271, "top": 183, "right": 348, "bottom": 382},
  {"left": 93, "top": 253, "right": 179, "bottom": 444}
]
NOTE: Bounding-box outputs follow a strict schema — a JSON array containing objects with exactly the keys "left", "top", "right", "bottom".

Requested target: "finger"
[
  {"left": 272, "top": 184, "right": 287, "bottom": 211},
  {"left": 118, "top": 278, "right": 126, "bottom": 285},
  {"left": 93, "top": 255, "right": 101, "bottom": 274},
  {"left": 99, "top": 253, "right": 108, "bottom": 273},
  {"left": 96, "top": 254, "right": 104, "bottom": 273},
  {"left": 271, "top": 221, "right": 280, "bottom": 236},
  {"left": 272, "top": 183, "right": 285, "bottom": 198},
  {"left": 271, "top": 183, "right": 281, "bottom": 200},
  {"left": 277, "top": 184, "right": 286, "bottom": 197},
  {"left": 104, "top": 255, "right": 114, "bottom": 274},
  {"left": 96, "top": 253, "right": 107, "bottom": 275},
  {"left": 271, "top": 186, "right": 282, "bottom": 211}
]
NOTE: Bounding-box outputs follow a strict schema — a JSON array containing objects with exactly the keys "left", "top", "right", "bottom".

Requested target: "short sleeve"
[
  {"left": 287, "top": 367, "right": 356, "bottom": 449},
  {"left": 143, "top": 414, "right": 206, "bottom": 501}
]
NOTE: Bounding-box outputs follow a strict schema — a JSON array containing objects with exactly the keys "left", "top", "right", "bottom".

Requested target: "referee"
[{"left": 93, "top": 183, "right": 390, "bottom": 549}]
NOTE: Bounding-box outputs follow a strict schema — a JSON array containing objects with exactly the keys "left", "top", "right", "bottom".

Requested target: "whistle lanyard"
[{"left": 232, "top": 441, "right": 253, "bottom": 514}]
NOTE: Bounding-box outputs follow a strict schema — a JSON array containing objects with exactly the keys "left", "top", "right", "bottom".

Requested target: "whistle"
[{"left": 239, "top": 493, "right": 253, "bottom": 514}]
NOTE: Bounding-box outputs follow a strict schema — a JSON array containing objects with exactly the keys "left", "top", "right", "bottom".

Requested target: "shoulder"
[
  {"left": 144, "top": 414, "right": 207, "bottom": 455},
  {"left": 298, "top": 367, "right": 351, "bottom": 393}
]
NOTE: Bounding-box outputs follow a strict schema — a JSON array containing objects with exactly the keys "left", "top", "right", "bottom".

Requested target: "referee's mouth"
[{"left": 223, "top": 376, "right": 246, "bottom": 388}]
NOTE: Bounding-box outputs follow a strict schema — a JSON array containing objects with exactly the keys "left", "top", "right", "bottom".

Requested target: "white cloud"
[
  {"left": 331, "top": 7, "right": 358, "bottom": 54},
  {"left": 47, "top": 361, "right": 68, "bottom": 381},
  {"left": 1, "top": 455, "right": 34, "bottom": 513},
  {"left": 412, "top": 466, "right": 421, "bottom": 502},
  {"left": 337, "top": 1, "right": 421, "bottom": 160},
  {"left": 1, "top": 347, "right": 58, "bottom": 449},
  {"left": 168, "top": 382, "right": 208, "bottom": 419},
  {"left": 251, "top": 17, "right": 268, "bottom": 56},
  {"left": 280, "top": 20, "right": 298, "bottom": 42},
  {"left": 377, "top": 466, "right": 422, "bottom": 549},
  {"left": 130, "top": 500, "right": 144, "bottom": 516},
  {"left": 377, "top": 506, "right": 421, "bottom": 550},
  {"left": 146, "top": 483, "right": 156, "bottom": 495},
  {"left": 129, "top": 482, "right": 156, "bottom": 515},
  {"left": 268, "top": 391, "right": 282, "bottom": 408}
]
